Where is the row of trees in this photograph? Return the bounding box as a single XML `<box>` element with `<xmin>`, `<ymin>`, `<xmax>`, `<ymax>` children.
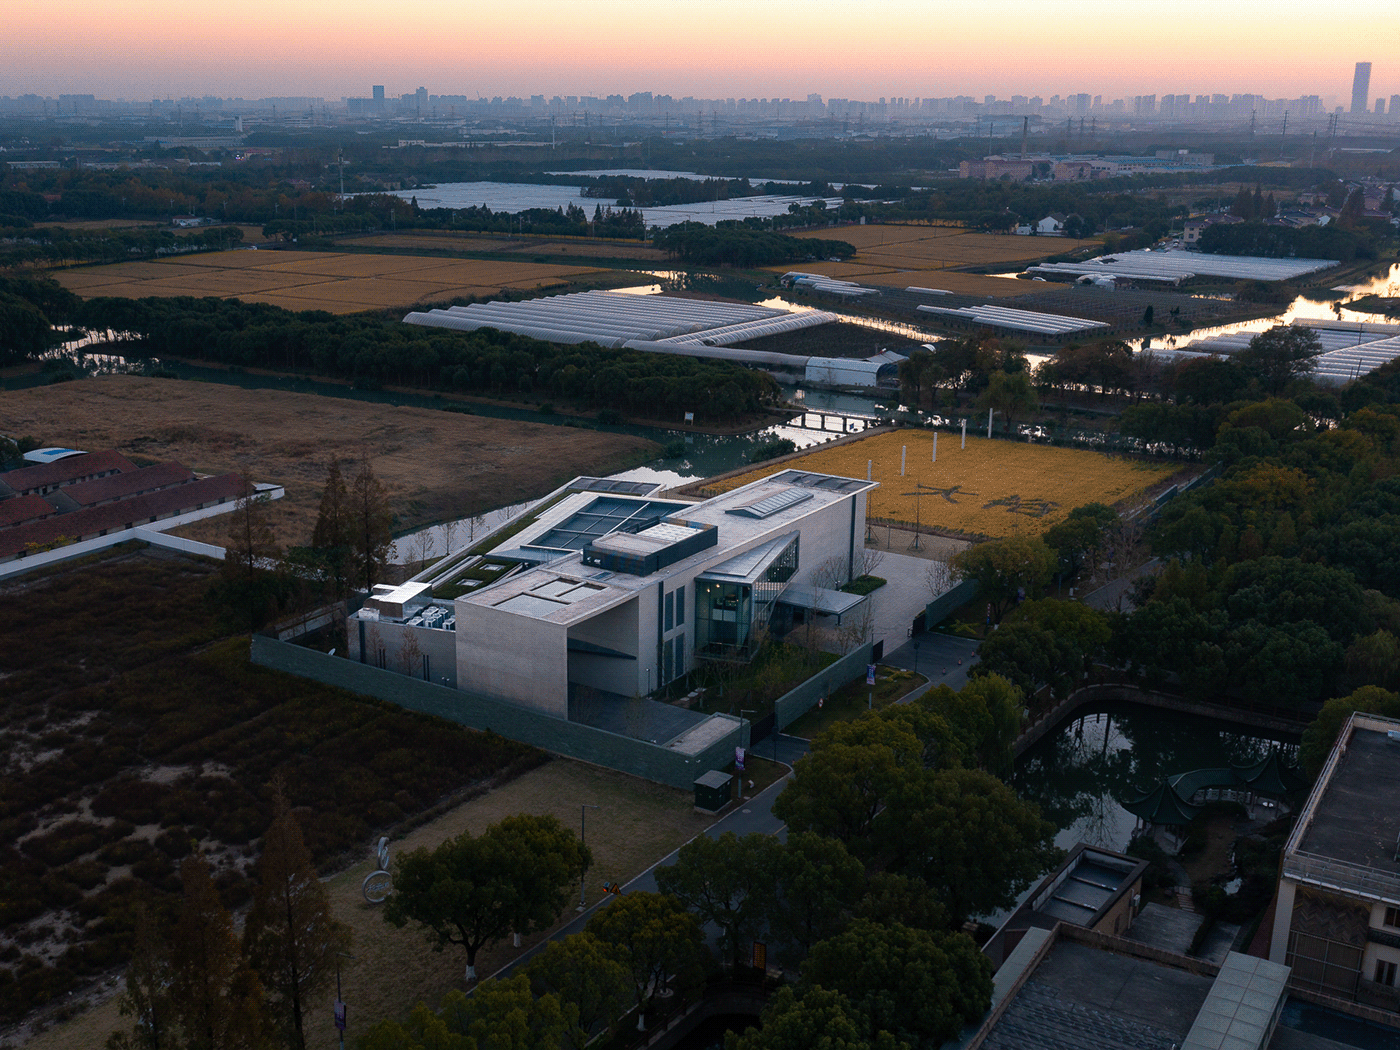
<box><xmin>0</xmin><ymin>223</ymin><xmax>244</xmax><ymax>269</ymax></box>
<box><xmin>107</xmin><ymin>795</ymin><xmax>351</xmax><ymax>1050</ymax></box>
<box><xmin>214</xmin><ymin>458</ymin><xmax>393</xmax><ymax>632</ymax></box>
<box><xmin>651</xmin><ymin>221</ymin><xmax>855</xmax><ymax>267</ymax></box>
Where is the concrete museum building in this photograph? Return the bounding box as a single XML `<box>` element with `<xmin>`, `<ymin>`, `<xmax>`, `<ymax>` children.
<box><xmin>348</xmin><ymin>469</ymin><xmax>877</xmax><ymax>717</ymax></box>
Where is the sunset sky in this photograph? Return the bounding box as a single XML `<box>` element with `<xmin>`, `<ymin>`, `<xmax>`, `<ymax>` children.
<box><xmin>6</xmin><ymin>0</ymin><xmax>1397</xmax><ymax>106</ymax></box>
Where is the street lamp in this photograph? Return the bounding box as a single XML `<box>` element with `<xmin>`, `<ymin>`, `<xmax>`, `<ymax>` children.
<box><xmin>578</xmin><ymin>804</ymin><xmax>601</xmax><ymax>911</ymax></box>
<box><xmin>334</xmin><ymin>952</ymin><xmax>355</xmax><ymax>1050</ymax></box>
<box><xmin>739</xmin><ymin>709</ymin><xmax>756</xmax><ymax>799</ymax></box>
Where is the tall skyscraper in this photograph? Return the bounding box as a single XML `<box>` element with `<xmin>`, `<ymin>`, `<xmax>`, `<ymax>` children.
<box><xmin>1350</xmin><ymin>62</ymin><xmax>1372</xmax><ymax>114</ymax></box>
<box><xmin>372</xmin><ymin>85</ymin><xmax>385</xmax><ymax>101</ymax></box>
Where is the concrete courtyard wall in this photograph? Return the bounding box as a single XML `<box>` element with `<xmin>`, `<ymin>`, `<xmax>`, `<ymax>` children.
<box><xmin>250</xmin><ymin>635</ymin><xmax>743</xmax><ymax>790</ymax></box>
<box><xmin>773</xmin><ymin>641</ymin><xmax>875</xmax><ymax>731</ymax></box>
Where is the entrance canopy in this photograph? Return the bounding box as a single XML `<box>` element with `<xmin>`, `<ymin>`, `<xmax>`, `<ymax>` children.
<box><xmin>777</xmin><ymin>585</ymin><xmax>868</xmax><ymax>620</ymax></box>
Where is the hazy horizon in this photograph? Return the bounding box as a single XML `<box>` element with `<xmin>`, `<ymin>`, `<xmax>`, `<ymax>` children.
<box><xmin>7</xmin><ymin>0</ymin><xmax>1398</xmax><ymax>107</ymax></box>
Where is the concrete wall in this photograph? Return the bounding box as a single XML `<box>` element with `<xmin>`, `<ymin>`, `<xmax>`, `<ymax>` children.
<box><xmin>924</xmin><ymin>578</ymin><xmax>980</xmax><ymax>627</ymax></box>
<box><xmin>249</xmin><ymin>635</ymin><xmax>743</xmax><ymax>790</ymax></box>
<box><xmin>456</xmin><ymin>604</ymin><xmax>568</xmax><ymax>717</ymax></box>
<box><xmin>349</xmin><ymin>616</ymin><xmax>458</xmax><ymax>688</ymax></box>
<box><xmin>774</xmin><ymin>642</ymin><xmax>875</xmax><ymax>731</ymax></box>
<box><xmin>567</xmin><ymin>596</ymin><xmax>642</xmax><ymax>696</ymax></box>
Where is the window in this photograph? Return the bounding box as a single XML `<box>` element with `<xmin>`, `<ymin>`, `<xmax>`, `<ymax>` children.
<box><xmin>376</xmin><ymin>648</ymin><xmax>387</xmax><ymax>669</ymax></box>
<box><xmin>674</xmin><ymin>635</ymin><xmax>685</xmax><ymax>678</ymax></box>
<box><xmin>664</xmin><ymin>591</ymin><xmax>674</xmax><ymax>632</ymax></box>
<box><xmin>675</xmin><ymin>584</ymin><xmax>685</xmax><ymax>625</ymax></box>
<box><xmin>1377</xmin><ymin>959</ymin><xmax>1398</xmax><ymax>988</ymax></box>
<box><xmin>1386</xmin><ymin>907</ymin><xmax>1400</xmax><ymax>929</ymax></box>
<box><xmin>422</xmin><ymin>654</ymin><xmax>430</xmax><ymax>681</ymax></box>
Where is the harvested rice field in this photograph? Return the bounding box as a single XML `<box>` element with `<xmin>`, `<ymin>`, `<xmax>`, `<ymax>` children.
<box><xmin>52</xmin><ymin>250</ymin><xmax>614</xmax><ymax>314</ymax></box>
<box><xmin>704</xmin><ymin>429</ymin><xmax>1179</xmax><ymax>538</ymax></box>
<box><xmin>775</xmin><ymin>224</ymin><xmax>1098</xmax><ymax>297</ymax></box>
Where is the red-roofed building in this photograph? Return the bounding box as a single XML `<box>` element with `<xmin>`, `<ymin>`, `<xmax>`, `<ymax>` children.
<box><xmin>0</xmin><ymin>474</ymin><xmax>250</xmax><ymax>563</ymax></box>
<box><xmin>0</xmin><ymin>495</ymin><xmax>60</xmax><ymax>530</ymax></box>
<box><xmin>46</xmin><ymin>462</ymin><xmax>196</xmax><ymax>512</ymax></box>
<box><xmin>0</xmin><ymin>450</ymin><xmax>135</xmax><ymax>498</ymax></box>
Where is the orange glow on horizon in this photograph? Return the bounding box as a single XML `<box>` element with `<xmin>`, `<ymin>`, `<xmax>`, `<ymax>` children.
<box><xmin>7</xmin><ymin>0</ymin><xmax>1398</xmax><ymax>106</ymax></box>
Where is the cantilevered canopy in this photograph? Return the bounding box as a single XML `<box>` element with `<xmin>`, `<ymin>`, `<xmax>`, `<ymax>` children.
<box><xmin>777</xmin><ymin>584</ymin><xmax>868</xmax><ymax>619</ymax></box>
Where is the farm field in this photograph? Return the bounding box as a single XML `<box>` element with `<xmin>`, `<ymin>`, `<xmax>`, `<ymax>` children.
<box><xmin>705</xmin><ymin>429</ymin><xmax>1180</xmax><ymax>538</ymax></box>
<box><xmin>776</xmin><ymin>224</ymin><xmax>1098</xmax><ymax>297</ymax></box>
<box><xmin>51</xmin><ymin>250</ymin><xmax>614</xmax><ymax>314</ymax></box>
<box><xmin>0</xmin><ymin>548</ymin><xmax>545</xmax><ymax>1039</ymax></box>
<box><xmin>3</xmin><ymin>376</ymin><xmax>659</xmax><ymax>549</ymax></box>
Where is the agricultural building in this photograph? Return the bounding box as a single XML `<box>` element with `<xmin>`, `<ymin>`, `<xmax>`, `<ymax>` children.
<box><xmin>404</xmin><ymin>290</ymin><xmax>906</xmax><ymax>388</ymax></box>
<box><xmin>1152</xmin><ymin>319</ymin><xmax>1400</xmax><ymax>386</ymax></box>
<box><xmin>347</xmin><ymin>470</ymin><xmax>876</xmax><ymax>716</ymax></box>
<box><xmin>1025</xmin><ymin>249</ymin><xmax>1338</xmax><ymax>284</ymax></box>
<box><xmin>916</xmin><ymin>302</ymin><xmax>1108</xmax><ymax>336</ymax></box>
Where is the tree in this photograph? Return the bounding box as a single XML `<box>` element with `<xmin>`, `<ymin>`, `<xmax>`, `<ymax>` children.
<box><xmin>168</xmin><ymin>855</ymin><xmax>266</xmax><ymax>1050</ymax></box>
<box><xmin>1237</xmin><ymin>326</ymin><xmax>1322</xmax><ymax>395</ymax></box>
<box><xmin>1142</xmin><ymin>305</ymin><xmax>1154</xmax><ymax>327</ymax></box>
<box><xmin>524</xmin><ymin>934</ymin><xmax>631</xmax><ymax>1050</ymax></box>
<box><xmin>801</xmin><ymin>920</ymin><xmax>993</xmax><ymax>1049</ymax></box>
<box><xmin>768</xmin><ymin>833</ymin><xmax>867</xmax><ymax>961</ymax></box>
<box><xmin>880</xmin><ymin>767</ymin><xmax>1061</xmax><ymax>923</ymax></box>
<box><xmin>243</xmin><ymin>795</ymin><xmax>352</xmax><ymax>1050</ymax></box>
<box><xmin>1043</xmin><ymin>503</ymin><xmax>1117</xmax><ymax>578</ymax></box>
<box><xmin>105</xmin><ymin>905</ymin><xmax>177</xmax><ymax>1050</ymax></box>
<box><xmin>1300</xmin><ymin>685</ymin><xmax>1400</xmax><ymax>775</ymax></box>
<box><xmin>586</xmin><ymin>892</ymin><xmax>708</xmax><ymax>1026</ymax></box>
<box><xmin>978</xmin><ymin>599</ymin><xmax>1111</xmax><ymax>701</ymax></box>
<box><xmin>0</xmin><ymin>291</ymin><xmax>54</xmax><ymax>365</ymax></box>
<box><xmin>773</xmin><ymin>731</ymin><xmax>910</xmax><ymax>848</ymax></box>
<box><xmin>462</xmin><ymin>976</ymin><xmax>568</xmax><ymax>1050</ymax></box>
<box><xmin>976</xmin><ymin>370</ymin><xmax>1038</xmax><ymax>435</ymax></box>
<box><xmin>917</xmin><ymin>676</ymin><xmax>1025</xmax><ymax>775</ymax></box>
<box><xmin>384</xmin><ymin>815</ymin><xmax>590</xmax><ymax>981</ymax></box>
<box><xmin>347</xmin><ymin>460</ymin><xmax>393</xmax><ymax>592</ymax></box>
<box><xmin>310</xmin><ymin>458</ymin><xmax>352</xmax><ymax>597</ymax></box>
<box><xmin>219</xmin><ymin>475</ymin><xmax>282</xmax><ymax>633</ymax></box>
<box><xmin>727</xmin><ymin>986</ymin><xmax>909</xmax><ymax>1050</ymax></box>
<box><xmin>654</xmin><ymin>832</ymin><xmax>781</xmax><ymax>969</ymax></box>
<box><xmin>951</xmin><ymin>535</ymin><xmax>1056</xmax><ymax>621</ymax></box>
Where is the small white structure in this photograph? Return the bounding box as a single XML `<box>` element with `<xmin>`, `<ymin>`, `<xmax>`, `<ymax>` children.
<box><xmin>1036</xmin><ymin>213</ymin><xmax>1066</xmax><ymax>235</ymax></box>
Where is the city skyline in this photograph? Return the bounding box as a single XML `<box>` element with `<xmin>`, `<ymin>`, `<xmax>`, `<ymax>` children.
<box><xmin>6</xmin><ymin>0</ymin><xmax>1398</xmax><ymax>107</ymax></box>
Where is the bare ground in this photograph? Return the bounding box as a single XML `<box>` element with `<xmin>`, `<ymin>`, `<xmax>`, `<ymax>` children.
<box><xmin>23</xmin><ymin>760</ymin><xmax>714</xmax><ymax>1050</ymax></box>
<box><xmin>2</xmin><ymin>376</ymin><xmax>659</xmax><ymax>549</ymax></box>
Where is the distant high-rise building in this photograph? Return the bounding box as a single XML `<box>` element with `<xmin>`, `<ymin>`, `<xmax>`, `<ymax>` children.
<box><xmin>1392</xmin><ymin>94</ymin><xmax>1400</xmax><ymax>120</ymax></box>
<box><xmin>1378</xmin><ymin>98</ymin><xmax>1388</xmax><ymax>116</ymax></box>
<box><xmin>1350</xmin><ymin>62</ymin><xmax>1371</xmax><ymax>114</ymax></box>
<box><xmin>372</xmin><ymin>85</ymin><xmax>385</xmax><ymax>101</ymax></box>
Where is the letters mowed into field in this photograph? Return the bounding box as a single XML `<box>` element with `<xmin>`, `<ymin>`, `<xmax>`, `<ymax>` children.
<box><xmin>713</xmin><ymin>429</ymin><xmax>1179</xmax><ymax>538</ymax></box>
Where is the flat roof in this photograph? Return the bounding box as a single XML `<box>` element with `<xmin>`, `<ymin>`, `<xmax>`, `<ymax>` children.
<box><xmin>528</xmin><ymin>496</ymin><xmax>689</xmax><ymax>553</ymax></box>
<box><xmin>1029</xmin><ymin>249</ymin><xmax>1338</xmax><ymax>283</ymax></box>
<box><xmin>980</xmin><ymin>939</ymin><xmax>1213</xmax><ymax>1050</ymax></box>
<box><xmin>1294</xmin><ymin>716</ymin><xmax>1400</xmax><ymax>878</ymax></box>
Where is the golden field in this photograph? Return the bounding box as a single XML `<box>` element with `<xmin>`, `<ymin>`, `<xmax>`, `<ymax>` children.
<box><xmin>709</xmin><ymin>429</ymin><xmax>1178</xmax><ymax>538</ymax></box>
<box><xmin>336</xmin><ymin>230</ymin><xmax>671</xmax><ymax>263</ymax></box>
<box><xmin>52</xmin><ymin>250</ymin><xmax>613</xmax><ymax>314</ymax></box>
<box><xmin>775</xmin><ymin>224</ymin><xmax>1099</xmax><ymax>298</ymax></box>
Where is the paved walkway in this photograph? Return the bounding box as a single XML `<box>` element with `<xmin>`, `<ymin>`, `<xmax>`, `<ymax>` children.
<box><xmin>866</xmin><ymin>550</ymin><xmax>945</xmax><ymax>659</ymax></box>
<box><xmin>883</xmin><ymin>632</ymin><xmax>981</xmax><ymax>694</ymax></box>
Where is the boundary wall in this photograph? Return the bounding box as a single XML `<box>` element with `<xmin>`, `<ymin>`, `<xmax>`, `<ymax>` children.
<box><xmin>250</xmin><ymin>635</ymin><xmax>745</xmax><ymax>790</ymax></box>
<box><xmin>773</xmin><ymin>642</ymin><xmax>875</xmax><ymax>731</ymax></box>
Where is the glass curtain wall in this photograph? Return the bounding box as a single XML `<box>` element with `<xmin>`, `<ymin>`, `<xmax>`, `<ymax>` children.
<box><xmin>694</xmin><ymin>535</ymin><xmax>798</xmax><ymax>661</ymax></box>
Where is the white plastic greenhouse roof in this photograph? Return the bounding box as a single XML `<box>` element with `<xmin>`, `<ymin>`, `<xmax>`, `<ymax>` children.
<box><xmin>1027</xmin><ymin>249</ymin><xmax>1338</xmax><ymax>283</ymax></box>
<box><xmin>402</xmin><ymin>291</ymin><xmax>837</xmax><ymax>349</ymax></box>
<box><xmin>918</xmin><ymin>303</ymin><xmax>1108</xmax><ymax>335</ymax></box>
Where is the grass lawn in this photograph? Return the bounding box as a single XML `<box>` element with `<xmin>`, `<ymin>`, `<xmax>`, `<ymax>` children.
<box><xmin>725</xmin><ymin>755</ymin><xmax>790</xmax><ymax>800</ymax></box>
<box><xmin>785</xmin><ymin>665</ymin><xmax>927</xmax><ymax>740</ymax></box>
<box><xmin>30</xmin><ymin>759</ymin><xmax>715</xmax><ymax>1050</ymax></box>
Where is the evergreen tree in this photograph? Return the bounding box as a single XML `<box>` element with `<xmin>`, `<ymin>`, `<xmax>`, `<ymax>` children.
<box><xmin>347</xmin><ymin>460</ymin><xmax>393</xmax><ymax>593</ymax></box>
<box><xmin>244</xmin><ymin>794</ymin><xmax>352</xmax><ymax>1050</ymax></box>
<box><xmin>168</xmin><ymin>855</ymin><xmax>266</xmax><ymax>1050</ymax></box>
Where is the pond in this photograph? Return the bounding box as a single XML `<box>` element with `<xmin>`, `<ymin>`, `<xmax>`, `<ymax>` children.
<box><xmin>1013</xmin><ymin>700</ymin><xmax>1301</xmax><ymax>855</ymax></box>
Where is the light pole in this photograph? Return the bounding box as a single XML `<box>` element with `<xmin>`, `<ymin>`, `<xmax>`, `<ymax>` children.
<box><xmin>578</xmin><ymin>804</ymin><xmax>600</xmax><ymax>911</ymax></box>
<box><xmin>334</xmin><ymin>951</ymin><xmax>355</xmax><ymax>1050</ymax></box>
<box><xmin>739</xmin><ymin>709</ymin><xmax>756</xmax><ymax>799</ymax></box>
